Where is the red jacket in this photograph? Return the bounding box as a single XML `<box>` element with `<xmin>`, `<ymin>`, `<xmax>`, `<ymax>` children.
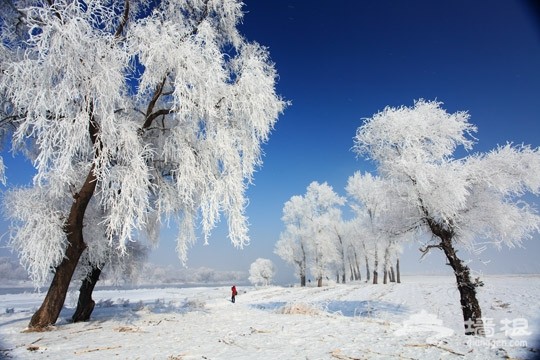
<box><xmin>231</xmin><ymin>286</ymin><xmax>237</xmax><ymax>296</ymax></box>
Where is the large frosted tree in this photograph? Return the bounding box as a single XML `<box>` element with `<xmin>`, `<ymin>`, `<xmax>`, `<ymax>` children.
<box><xmin>0</xmin><ymin>0</ymin><xmax>285</xmax><ymax>329</ymax></box>
<box><xmin>354</xmin><ymin>99</ymin><xmax>540</xmax><ymax>335</ymax></box>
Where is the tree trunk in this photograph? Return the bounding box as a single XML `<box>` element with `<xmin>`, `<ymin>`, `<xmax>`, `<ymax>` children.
<box><xmin>383</xmin><ymin>268</ymin><xmax>388</xmax><ymax>284</ymax></box>
<box><xmin>365</xmin><ymin>255</ymin><xmax>370</xmax><ymax>282</ymax></box>
<box><xmin>373</xmin><ymin>254</ymin><xmax>378</xmax><ymax>284</ymax></box>
<box><xmin>300</xmin><ymin>250</ymin><xmax>307</xmax><ymax>287</ymax></box>
<box><xmin>440</xmin><ymin>236</ymin><xmax>484</xmax><ymax>336</ymax></box>
<box><xmin>353</xmin><ymin>252</ymin><xmax>361</xmax><ymax>281</ymax></box>
<box><xmin>296</xmin><ymin>257</ymin><xmax>307</xmax><ymax>287</ymax></box>
<box><xmin>390</xmin><ymin>266</ymin><xmax>396</xmax><ymax>282</ymax></box>
<box><xmin>396</xmin><ymin>258</ymin><xmax>401</xmax><ymax>284</ymax></box>
<box><xmin>317</xmin><ymin>277</ymin><xmax>322</xmax><ymax>287</ymax></box>
<box><xmin>29</xmin><ymin>165</ymin><xmax>97</xmax><ymax>329</ymax></box>
<box><xmin>72</xmin><ymin>264</ymin><xmax>103</xmax><ymax>322</ymax></box>
<box><xmin>338</xmin><ymin>234</ymin><xmax>346</xmax><ymax>284</ymax></box>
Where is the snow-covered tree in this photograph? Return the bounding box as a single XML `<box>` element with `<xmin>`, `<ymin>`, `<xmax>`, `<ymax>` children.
<box><xmin>346</xmin><ymin>172</ymin><xmax>404</xmax><ymax>284</ymax></box>
<box><xmin>347</xmin><ymin>172</ymin><xmax>384</xmax><ymax>284</ymax></box>
<box><xmin>353</xmin><ymin>99</ymin><xmax>540</xmax><ymax>335</ymax></box>
<box><xmin>328</xmin><ymin>218</ymin><xmax>349</xmax><ymax>283</ymax></box>
<box><xmin>248</xmin><ymin>258</ymin><xmax>275</xmax><ymax>286</ymax></box>
<box><xmin>341</xmin><ymin>220</ymin><xmax>363</xmax><ymax>282</ymax></box>
<box><xmin>4</xmin><ymin>167</ymin><xmax>150</xmax><ymax>322</ymax></box>
<box><xmin>275</xmin><ymin>196</ymin><xmax>309</xmax><ymax>286</ymax></box>
<box><xmin>276</xmin><ymin>182</ymin><xmax>345</xmax><ymax>287</ymax></box>
<box><xmin>0</xmin><ymin>0</ymin><xmax>286</xmax><ymax>329</ymax></box>
<box><xmin>303</xmin><ymin>182</ymin><xmax>346</xmax><ymax>287</ymax></box>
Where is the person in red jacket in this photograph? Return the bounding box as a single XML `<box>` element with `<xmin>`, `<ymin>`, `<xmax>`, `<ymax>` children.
<box><xmin>231</xmin><ymin>285</ymin><xmax>238</xmax><ymax>303</ymax></box>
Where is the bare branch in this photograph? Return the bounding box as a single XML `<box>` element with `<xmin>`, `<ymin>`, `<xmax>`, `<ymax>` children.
<box><xmin>419</xmin><ymin>244</ymin><xmax>442</xmax><ymax>259</ymax></box>
<box><xmin>141</xmin><ymin>76</ymin><xmax>167</xmax><ymax>130</ymax></box>
<box><xmin>114</xmin><ymin>0</ymin><xmax>130</xmax><ymax>39</ymax></box>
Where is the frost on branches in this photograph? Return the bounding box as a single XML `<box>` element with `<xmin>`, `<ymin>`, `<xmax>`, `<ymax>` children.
<box><xmin>0</xmin><ymin>0</ymin><xmax>286</xmax><ymax>328</ymax></box>
<box><xmin>275</xmin><ymin>182</ymin><xmax>346</xmax><ymax>287</ymax></box>
<box><xmin>353</xmin><ymin>99</ymin><xmax>540</xmax><ymax>335</ymax></box>
<box><xmin>346</xmin><ymin>172</ymin><xmax>404</xmax><ymax>285</ymax></box>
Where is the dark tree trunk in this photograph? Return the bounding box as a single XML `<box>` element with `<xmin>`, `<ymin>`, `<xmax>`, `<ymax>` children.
<box><xmin>373</xmin><ymin>254</ymin><xmax>378</xmax><ymax>284</ymax></box>
<box><xmin>396</xmin><ymin>258</ymin><xmax>401</xmax><ymax>284</ymax></box>
<box><xmin>390</xmin><ymin>266</ymin><xmax>396</xmax><ymax>282</ymax></box>
<box><xmin>299</xmin><ymin>248</ymin><xmax>307</xmax><ymax>287</ymax></box>
<box><xmin>29</xmin><ymin>165</ymin><xmax>97</xmax><ymax>329</ymax></box>
<box><xmin>72</xmin><ymin>264</ymin><xmax>103</xmax><ymax>322</ymax></box>
<box><xmin>383</xmin><ymin>268</ymin><xmax>388</xmax><ymax>284</ymax></box>
<box><xmin>29</xmin><ymin>111</ymin><xmax>101</xmax><ymax>330</ymax></box>
<box><xmin>317</xmin><ymin>277</ymin><xmax>322</xmax><ymax>287</ymax></box>
<box><xmin>440</xmin><ymin>236</ymin><xmax>484</xmax><ymax>336</ymax></box>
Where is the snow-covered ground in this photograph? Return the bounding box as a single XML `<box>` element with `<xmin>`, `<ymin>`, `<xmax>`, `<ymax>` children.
<box><xmin>0</xmin><ymin>275</ymin><xmax>538</xmax><ymax>359</ymax></box>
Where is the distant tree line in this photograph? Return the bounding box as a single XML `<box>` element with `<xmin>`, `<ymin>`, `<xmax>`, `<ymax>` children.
<box><xmin>274</xmin><ymin>181</ymin><xmax>402</xmax><ymax>288</ymax></box>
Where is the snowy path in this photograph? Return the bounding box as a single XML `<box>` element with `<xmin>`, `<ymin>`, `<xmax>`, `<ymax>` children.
<box><xmin>0</xmin><ymin>275</ymin><xmax>539</xmax><ymax>359</ymax></box>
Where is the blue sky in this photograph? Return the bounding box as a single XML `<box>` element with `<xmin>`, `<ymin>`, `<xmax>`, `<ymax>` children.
<box><xmin>173</xmin><ymin>0</ymin><xmax>540</xmax><ymax>283</ymax></box>
<box><xmin>2</xmin><ymin>1</ymin><xmax>540</xmax><ymax>284</ymax></box>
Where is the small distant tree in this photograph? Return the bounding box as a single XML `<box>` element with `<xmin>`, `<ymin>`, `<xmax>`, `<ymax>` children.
<box><xmin>353</xmin><ymin>99</ymin><xmax>540</xmax><ymax>336</ymax></box>
<box><xmin>248</xmin><ymin>258</ymin><xmax>275</xmax><ymax>286</ymax></box>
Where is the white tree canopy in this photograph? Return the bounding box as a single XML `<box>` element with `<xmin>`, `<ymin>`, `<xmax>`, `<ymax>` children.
<box><xmin>275</xmin><ymin>195</ymin><xmax>310</xmax><ymax>281</ymax></box>
<box><xmin>353</xmin><ymin>99</ymin><xmax>540</xmax><ymax>252</ymax></box>
<box><xmin>248</xmin><ymin>258</ymin><xmax>275</xmax><ymax>286</ymax></box>
<box><xmin>0</xmin><ymin>0</ymin><xmax>286</xmax><ymax>284</ymax></box>
<box><xmin>276</xmin><ymin>181</ymin><xmax>346</xmax><ymax>284</ymax></box>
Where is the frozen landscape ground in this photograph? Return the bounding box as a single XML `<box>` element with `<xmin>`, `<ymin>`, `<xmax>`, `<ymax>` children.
<box><xmin>0</xmin><ymin>275</ymin><xmax>539</xmax><ymax>359</ymax></box>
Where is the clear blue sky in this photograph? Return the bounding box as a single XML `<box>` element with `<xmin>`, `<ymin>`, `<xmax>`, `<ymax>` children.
<box><xmin>174</xmin><ymin>0</ymin><xmax>540</xmax><ymax>283</ymax></box>
<box><xmin>1</xmin><ymin>1</ymin><xmax>540</xmax><ymax>284</ymax></box>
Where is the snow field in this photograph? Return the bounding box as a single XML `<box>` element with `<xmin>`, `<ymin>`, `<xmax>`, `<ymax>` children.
<box><xmin>0</xmin><ymin>275</ymin><xmax>538</xmax><ymax>359</ymax></box>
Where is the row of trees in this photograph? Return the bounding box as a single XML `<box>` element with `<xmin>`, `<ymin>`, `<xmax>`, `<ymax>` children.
<box><xmin>276</xmin><ymin>100</ymin><xmax>540</xmax><ymax>336</ymax></box>
<box><xmin>0</xmin><ymin>0</ymin><xmax>285</xmax><ymax>330</ymax></box>
<box><xmin>275</xmin><ymin>181</ymin><xmax>402</xmax><ymax>288</ymax></box>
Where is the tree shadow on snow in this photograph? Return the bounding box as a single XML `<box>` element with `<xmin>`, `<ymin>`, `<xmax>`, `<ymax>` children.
<box><xmin>251</xmin><ymin>300</ymin><xmax>407</xmax><ymax>318</ymax></box>
<box><xmin>250</xmin><ymin>302</ymin><xmax>287</xmax><ymax>311</ymax></box>
<box><xmin>56</xmin><ymin>297</ymin><xmax>208</xmax><ymax>325</ymax></box>
<box><xmin>323</xmin><ymin>300</ymin><xmax>407</xmax><ymax>317</ymax></box>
